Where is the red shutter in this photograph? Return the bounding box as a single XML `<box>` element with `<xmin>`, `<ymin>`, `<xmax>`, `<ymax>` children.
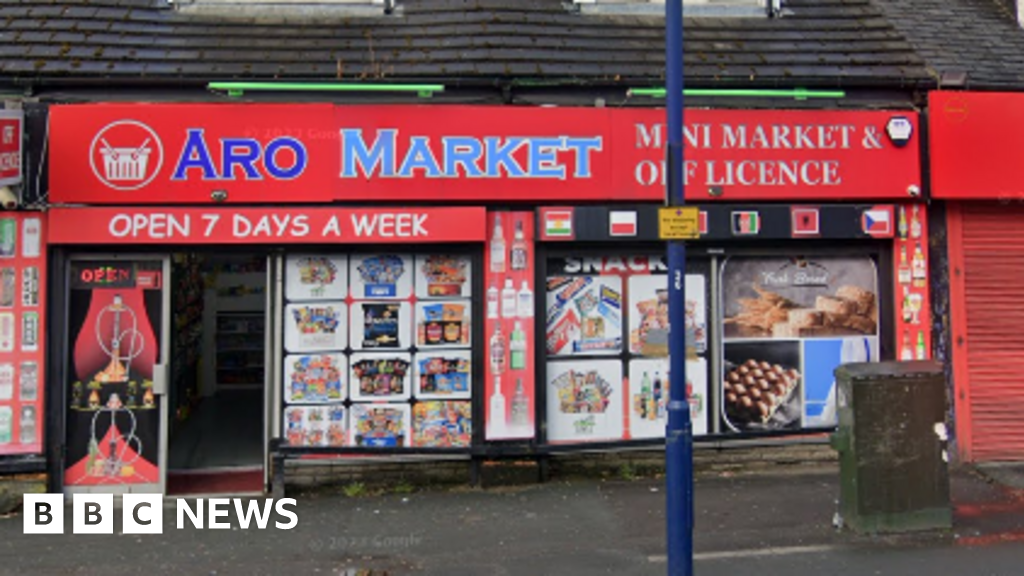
<box><xmin>953</xmin><ymin>203</ymin><xmax>1024</xmax><ymax>461</ymax></box>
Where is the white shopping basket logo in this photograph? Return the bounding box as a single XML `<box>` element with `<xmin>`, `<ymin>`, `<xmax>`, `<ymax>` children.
<box><xmin>89</xmin><ymin>120</ymin><xmax>164</xmax><ymax>192</ymax></box>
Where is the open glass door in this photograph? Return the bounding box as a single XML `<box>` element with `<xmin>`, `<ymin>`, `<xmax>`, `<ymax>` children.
<box><xmin>63</xmin><ymin>256</ymin><xmax>170</xmax><ymax>494</ymax></box>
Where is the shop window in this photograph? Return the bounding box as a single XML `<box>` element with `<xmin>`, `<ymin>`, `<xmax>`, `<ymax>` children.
<box><xmin>282</xmin><ymin>252</ymin><xmax>474</xmax><ymax>449</ymax></box>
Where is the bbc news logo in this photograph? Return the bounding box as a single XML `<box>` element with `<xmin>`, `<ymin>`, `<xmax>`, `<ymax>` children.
<box><xmin>23</xmin><ymin>494</ymin><xmax>298</xmax><ymax>534</ymax></box>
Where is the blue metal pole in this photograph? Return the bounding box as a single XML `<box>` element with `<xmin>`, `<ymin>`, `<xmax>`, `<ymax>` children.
<box><xmin>665</xmin><ymin>0</ymin><xmax>693</xmax><ymax>575</ymax></box>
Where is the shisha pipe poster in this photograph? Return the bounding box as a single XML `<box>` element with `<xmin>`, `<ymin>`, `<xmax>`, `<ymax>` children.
<box><xmin>64</xmin><ymin>261</ymin><xmax>162</xmax><ymax>486</ymax></box>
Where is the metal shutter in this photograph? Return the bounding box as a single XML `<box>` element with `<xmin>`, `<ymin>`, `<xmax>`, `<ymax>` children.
<box><xmin>953</xmin><ymin>203</ymin><xmax>1024</xmax><ymax>461</ymax></box>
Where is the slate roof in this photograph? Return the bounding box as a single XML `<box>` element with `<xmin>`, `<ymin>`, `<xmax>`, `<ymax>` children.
<box><xmin>0</xmin><ymin>0</ymin><xmax>933</xmax><ymax>91</ymax></box>
<box><xmin>878</xmin><ymin>0</ymin><xmax>1024</xmax><ymax>89</ymax></box>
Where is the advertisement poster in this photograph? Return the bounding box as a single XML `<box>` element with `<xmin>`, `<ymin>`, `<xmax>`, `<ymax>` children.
<box><xmin>628</xmin><ymin>274</ymin><xmax>706</xmax><ymax>357</ymax></box>
<box><xmin>412</xmin><ymin>400</ymin><xmax>472</xmax><ymax>447</ymax></box>
<box><xmin>64</xmin><ymin>260</ymin><xmax>161</xmax><ymax>486</ymax></box>
<box><xmin>283</xmin><ymin>353</ymin><xmax>346</xmax><ymax>404</ymax></box>
<box><xmin>546</xmin><ymin>360</ymin><xmax>623</xmax><ymax>443</ymax></box>
<box><xmin>415</xmin><ymin>300</ymin><xmax>471</xmax><ymax>349</ymax></box>
<box><xmin>627</xmin><ymin>358</ymin><xmax>708</xmax><ymax>439</ymax></box>
<box><xmin>350</xmin><ymin>403</ymin><xmax>410</xmax><ymax>447</ymax></box>
<box><xmin>284</xmin><ymin>405</ymin><xmax>346</xmax><ymax>447</ymax></box>
<box><xmin>349</xmin><ymin>353</ymin><xmax>412</xmax><ymax>402</ymax></box>
<box><xmin>546</xmin><ymin>275</ymin><xmax>623</xmax><ymax>357</ymax></box>
<box><xmin>349</xmin><ymin>301</ymin><xmax>412</xmax><ymax>351</ymax></box>
<box><xmin>0</xmin><ymin>214</ymin><xmax>46</xmax><ymax>457</ymax></box>
<box><xmin>895</xmin><ymin>203</ymin><xmax>931</xmax><ymax>361</ymax></box>
<box><xmin>720</xmin><ymin>255</ymin><xmax>879</xmax><ymax>432</ymax></box>
<box><xmin>350</xmin><ymin>254</ymin><xmax>412</xmax><ymax>300</ymax></box>
<box><xmin>415</xmin><ymin>254</ymin><xmax>472</xmax><ymax>299</ymax></box>
<box><xmin>414</xmin><ymin>350</ymin><xmax>472</xmax><ymax>400</ymax></box>
<box><xmin>284</xmin><ymin>302</ymin><xmax>347</xmax><ymax>352</ymax></box>
<box><xmin>285</xmin><ymin>255</ymin><xmax>348</xmax><ymax>301</ymax></box>
<box><xmin>484</xmin><ymin>212</ymin><xmax>537</xmax><ymax>440</ymax></box>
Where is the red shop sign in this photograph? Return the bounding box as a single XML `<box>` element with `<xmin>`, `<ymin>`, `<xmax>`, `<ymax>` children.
<box><xmin>929</xmin><ymin>91</ymin><xmax>1024</xmax><ymax>199</ymax></box>
<box><xmin>0</xmin><ymin>110</ymin><xmax>23</xmax><ymax>186</ymax></box>
<box><xmin>49</xmin><ymin>104</ymin><xmax>920</xmax><ymax>204</ymax></box>
<box><xmin>47</xmin><ymin>207</ymin><xmax>487</xmax><ymax>244</ymax></box>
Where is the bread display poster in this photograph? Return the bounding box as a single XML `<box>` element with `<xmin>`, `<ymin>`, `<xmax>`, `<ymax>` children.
<box><xmin>720</xmin><ymin>256</ymin><xmax>879</xmax><ymax>432</ymax></box>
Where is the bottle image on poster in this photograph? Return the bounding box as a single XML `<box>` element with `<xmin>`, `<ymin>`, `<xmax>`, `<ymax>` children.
<box><xmin>546</xmin><ymin>359</ymin><xmax>623</xmax><ymax>442</ymax></box>
<box><xmin>628</xmin><ymin>358</ymin><xmax>708</xmax><ymax>439</ymax></box>
<box><xmin>0</xmin><ymin>363</ymin><xmax>11</xmax><ymax>400</ymax></box>
<box><xmin>19</xmin><ymin>361</ymin><xmax>37</xmax><ymax>402</ymax></box>
<box><xmin>285</xmin><ymin>255</ymin><xmax>348</xmax><ymax>301</ymax></box>
<box><xmin>0</xmin><ymin>267</ymin><xmax>14</xmax><ymax>308</ymax></box>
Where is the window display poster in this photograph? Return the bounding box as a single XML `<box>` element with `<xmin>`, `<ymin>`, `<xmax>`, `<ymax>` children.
<box><xmin>415</xmin><ymin>350</ymin><xmax>472</xmax><ymax>400</ymax></box>
<box><xmin>349</xmin><ymin>352</ymin><xmax>413</xmax><ymax>402</ymax></box>
<box><xmin>895</xmin><ymin>203</ymin><xmax>931</xmax><ymax>361</ymax></box>
<box><xmin>285</xmin><ymin>405</ymin><xmax>347</xmax><ymax>447</ymax></box>
<box><xmin>350</xmin><ymin>254</ymin><xmax>412</xmax><ymax>300</ymax></box>
<box><xmin>722</xmin><ymin>341</ymin><xmax>803</xmax><ymax>432</ymax></box>
<box><xmin>721</xmin><ymin>256</ymin><xmax>879</xmax><ymax>341</ymax></box>
<box><xmin>0</xmin><ymin>214</ymin><xmax>45</xmax><ymax>457</ymax></box>
<box><xmin>284</xmin><ymin>302</ymin><xmax>347</xmax><ymax>352</ymax></box>
<box><xmin>484</xmin><ymin>211</ymin><xmax>537</xmax><ymax>440</ymax></box>
<box><xmin>803</xmin><ymin>337</ymin><xmax>879</xmax><ymax>427</ymax></box>
<box><xmin>546</xmin><ymin>275</ymin><xmax>623</xmax><ymax>357</ymax></box>
<box><xmin>412</xmin><ymin>400</ymin><xmax>472</xmax><ymax>447</ymax></box>
<box><xmin>285</xmin><ymin>255</ymin><xmax>348</xmax><ymax>301</ymax></box>
<box><xmin>283</xmin><ymin>353</ymin><xmax>346</xmax><ymax>404</ymax></box>
<box><xmin>349</xmin><ymin>301</ymin><xmax>412</xmax><ymax>351</ymax></box>
<box><xmin>350</xmin><ymin>403</ymin><xmax>411</xmax><ymax>447</ymax></box>
<box><xmin>545</xmin><ymin>359</ymin><xmax>623</xmax><ymax>443</ymax></box>
<box><xmin>415</xmin><ymin>254</ymin><xmax>472</xmax><ymax>299</ymax></box>
<box><xmin>64</xmin><ymin>260</ymin><xmax>160</xmax><ymax>486</ymax></box>
<box><xmin>628</xmin><ymin>357</ymin><xmax>707</xmax><ymax>439</ymax></box>
<box><xmin>628</xmin><ymin>274</ymin><xmax>707</xmax><ymax>357</ymax></box>
<box><xmin>415</xmin><ymin>300</ymin><xmax>471</xmax><ymax>349</ymax></box>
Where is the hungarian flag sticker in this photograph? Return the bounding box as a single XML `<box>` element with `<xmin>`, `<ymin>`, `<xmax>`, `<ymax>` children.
<box><xmin>731</xmin><ymin>211</ymin><xmax>761</xmax><ymax>236</ymax></box>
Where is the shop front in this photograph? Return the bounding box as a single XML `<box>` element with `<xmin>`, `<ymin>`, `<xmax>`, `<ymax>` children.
<box><xmin>930</xmin><ymin>90</ymin><xmax>1024</xmax><ymax>462</ymax></box>
<box><xmin>42</xmin><ymin>103</ymin><xmax>926</xmax><ymax>493</ymax></box>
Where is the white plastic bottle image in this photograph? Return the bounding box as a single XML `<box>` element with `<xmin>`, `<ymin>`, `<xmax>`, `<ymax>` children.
<box><xmin>501</xmin><ymin>278</ymin><xmax>517</xmax><ymax>318</ymax></box>
<box><xmin>517</xmin><ymin>281</ymin><xmax>534</xmax><ymax>318</ymax></box>
<box><xmin>489</xmin><ymin>375</ymin><xmax>507</xmax><ymax>436</ymax></box>
<box><xmin>487</xmin><ymin>285</ymin><xmax>499</xmax><ymax>319</ymax></box>
<box><xmin>490</xmin><ymin>214</ymin><xmax>506</xmax><ymax>273</ymax></box>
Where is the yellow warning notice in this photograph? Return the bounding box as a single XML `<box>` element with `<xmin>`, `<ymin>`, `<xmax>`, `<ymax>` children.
<box><xmin>658</xmin><ymin>206</ymin><xmax>700</xmax><ymax>240</ymax></box>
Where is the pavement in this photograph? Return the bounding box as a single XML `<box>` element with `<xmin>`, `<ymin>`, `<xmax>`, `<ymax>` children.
<box><xmin>0</xmin><ymin>464</ymin><xmax>1022</xmax><ymax>575</ymax></box>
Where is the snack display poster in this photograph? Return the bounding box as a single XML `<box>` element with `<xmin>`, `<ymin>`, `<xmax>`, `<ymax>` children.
<box><xmin>415</xmin><ymin>255</ymin><xmax>472</xmax><ymax>299</ymax></box>
<box><xmin>412</xmin><ymin>400</ymin><xmax>472</xmax><ymax>447</ymax></box>
<box><xmin>414</xmin><ymin>349</ymin><xmax>472</xmax><ymax>400</ymax></box>
<box><xmin>628</xmin><ymin>274</ymin><xmax>707</xmax><ymax>357</ymax></box>
<box><xmin>284</xmin><ymin>302</ymin><xmax>348</xmax><ymax>352</ymax></box>
<box><xmin>350</xmin><ymin>254</ymin><xmax>412</xmax><ymax>300</ymax></box>
<box><xmin>546</xmin><ymin>276</ymin><xmax>623</xmax><ymax>357</ymax></box>
<box><xmin>284</xmin><ymin>405</ymin><xmax>347</xmax><ymax>447</ymax></box>
<box><xmin>546</xmin><ymin>359</ymin><xmax>623</xmax><ymax>443</ymax></box>
<box><xmin>349</xmin><ymin>352</ymin><xmax>413</xmax><ymax>402</ymax></box>
<box><xmin>484</xmin><ymin>211</ymin><xmax>537</xmax><ymax>441</ymax></box>
<box><xmin>628</xmin><ymin>357</ymin><xmax>708</xmax><ymax>439</ymax></box>
<box><xmin>64</xmin><ymin>260</ymin><xmax>161</xmax><ymax>486</ymax></box>
<box><xmin>350</xmin><ymin>403</ymin><xmax>411</xmax><ymax>447</ymax></box>
<box><xmin>894</xmin><ymin>203</ymin><xmax>931</xmax><ymax>361</ymax></box>
<box><xmin>0</xmin><ymin>214</ymin><xmax>46</xmax><ymax>457</ymax></box>
<box><xmin>415</xmin><ymin>301</ymin><xmax>472</xmax><ymax>350</ymax></box>
<box><xmin>350</xmin><ymin>301</ymin><xmax>412</xmax><ymax>351</ymax></box>
<box><xmin>283</xmin><ymin>353</ymin><xmax>347</xmax><ymax>404</ymax></box>
<box><xmin>285</xmin><ymin>255</ymin><xmax>348</xmax><ymax>301</ymax></box>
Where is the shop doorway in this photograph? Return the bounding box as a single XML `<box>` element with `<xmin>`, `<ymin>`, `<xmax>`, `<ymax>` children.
<box><xmin>60</xmin><ymin>252</ymin><xmax>273</xmax><ymax>496</ymax></box>
<box><xmin>166</xmin><ymin>252</ymin><xmax>269</xmax><ymax>494</ymax></box>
